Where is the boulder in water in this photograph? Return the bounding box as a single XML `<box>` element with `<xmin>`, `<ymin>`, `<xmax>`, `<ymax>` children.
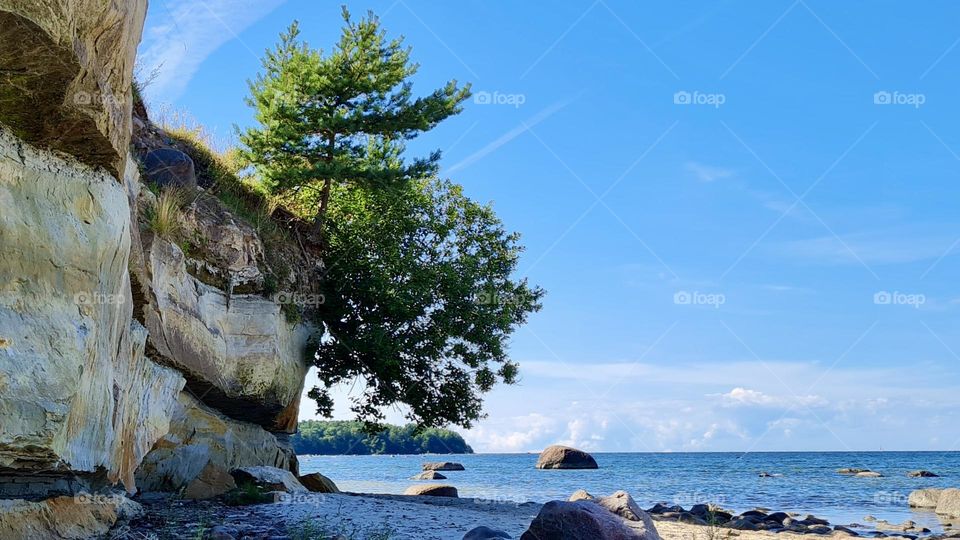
<box><xmin>909</xmin><ymin>488</ymin><xmax>943</xmax><ymax>508</ymax></box>
<box><xmin>422</xmin><ymin>462</ymin><xmax>465</xmax><ymax>471</ymax></box>
<box><xmin>908</xmin><ymin>470</ymin><xmax>939</xmax><ymax>478</ymax></box>
<box><xmin>535</xmin><ymin>445</ymin><xmax>598</xmax><ymax>469</ymax></box>
<box><xmin>936</xmin><ymin>489</ymin><xmax>960</xmax><ymax>518</ymax></box>
<box><xmin>411</xmin><ymin>471</ymin><xmax>447</xmax><ymax>480</ymax></box>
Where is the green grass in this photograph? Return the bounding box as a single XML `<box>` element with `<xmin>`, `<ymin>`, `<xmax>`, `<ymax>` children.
<box><xmin>145</xmin><ymin>188</ymin><xmax>185</xmax><ymax>240</ymax></box>
<box><xmin>155</xmin><ymin>113</ymin><xmax>301</xmax><ymax>303</ymax></box>
<box><xmin>223</xmin><ymin>482</ymin><xmax>274</xmax><ymax>506</ymax></box>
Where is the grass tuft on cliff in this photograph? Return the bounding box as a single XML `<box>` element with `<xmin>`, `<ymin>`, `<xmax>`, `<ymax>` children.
<box><xmin>145</xmin><ymin>188</ymin><xmax>185</xmax><ymax>239</ymax></box>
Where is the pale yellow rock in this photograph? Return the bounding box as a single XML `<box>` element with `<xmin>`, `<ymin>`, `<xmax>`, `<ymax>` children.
<box><xmin>0</xmin><ymin>494</ymin><xmax>141</xmax><ymax>540</ymax></box>
<box><xmin>0</xmin><ymin>0</ymin><xmax>147</xmax><ymax>176</ymax></box>
<box><xmin>136</xmin><ymin>392</ymin><xmax>298</xmax><ymax>492</ymax></box>
<box><xmin>0</xmin><ymin>129</ymin><xmax>183</xmax><ymax>494</ymax></box>
<box><xmin>142</xmin><ymin>235</ymin><xmax>316</xmax><ymax>432</ymax></box>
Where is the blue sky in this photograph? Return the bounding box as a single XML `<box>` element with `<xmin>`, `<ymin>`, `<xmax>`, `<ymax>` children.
<box><xmin>140</xmin><ymin>1</ymin><xmax>960</xmax><ymax>453</ymax></box>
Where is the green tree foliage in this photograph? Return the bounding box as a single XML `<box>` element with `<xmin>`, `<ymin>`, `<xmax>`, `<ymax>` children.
<box><xmin>292</xmin><ymin>420</ymin><xmax>473</xmax><ymax>455</ymax></box>
<box><xmin>239</xmin><ymin>7</ymin><xmax>470</xmax><ymax>222</ymax></box>
<box><xmin>309</xmin><ymin>179</ymin><xmax>544</xmax><ymax>428</ymax></box>
<box><xmin>242</xmin><ymin>8</ymin><xmax>544</xmax><ymax>430</ymax></box>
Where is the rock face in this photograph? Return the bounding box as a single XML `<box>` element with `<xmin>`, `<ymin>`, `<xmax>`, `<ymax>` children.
<box><xmin>298</xmin><ymin>472</ymin><xmax>339</xmax><ymax>493</ymax></box>
<box><xmin>0</xmin><ymin>0</ymin><xmax>319</xmax><ymax>536</ymax></box>
<box><xmin>404</xmin><ymin>484</ymin><xmax>459</xmax><ymax>497</ymax></box>
<box><xmin>535</xmin><ymin>445</ymin><xmax>598</xmax><ymax>470</ymax></box>
<box><xmin>137</xmin><ymin>204</ymin><xmax>315</xmax><ymax>433</ymax></box>
<box><xmin>521</xmin><ymin>500</ymin><xmax>660</xmax><ymax>540</ymax></box>
<box><xmin>936</xmin><ymin>489</ymin><xmax>960</xmax><ymax>518</ymax></box>
<box><xmin>0</xmin><ymin>0</ymin><xmax>145</xmax><ymax>177</ymax></box>
<box><xmin>135</xmin><ymin>392</ymin><xmax>298</xmax><ymax>493</ymax></box>
<box><xmin>182</xmin><ymin>462</ymin><xmax>236</xmax><ymax>500</ymax></box>
<box><xmin>0</xmin><ymin>495</ymin><xmax>142</xmax><ymax>540</ymax></box>
<box><xmin>0</xmin><ymin>127</ymin><xmax>184</xmax><ymax>495</ymax></box>
<box><xmin>909</xmin><ymin>488</ymin><xmax>944</xmax><ymax>508</ymax></box>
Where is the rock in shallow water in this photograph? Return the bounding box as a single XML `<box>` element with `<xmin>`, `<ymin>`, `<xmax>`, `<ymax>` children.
<box><xmin>535</xmin><ymin>445</ymin><xmax>598</xmax><ymax>470</ymax></box>
<box><xmin>422</xmin><ymin>461</ymin><xmax>465</xmax><ymax>471</ymax></box>
<box><xmin>411</xmin><ymin>471</ymin><xmax>447</xmax><ymax>480</ymax></box>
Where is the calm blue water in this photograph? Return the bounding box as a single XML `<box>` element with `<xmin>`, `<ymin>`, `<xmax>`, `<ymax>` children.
<box><xmin>300</xmin><ymin>452</ymin><xmax>959</xmax><ymax>532</ymax></box>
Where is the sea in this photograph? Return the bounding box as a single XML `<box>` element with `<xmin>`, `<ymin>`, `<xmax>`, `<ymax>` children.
<box><xmin>300</xmin><ymin>451</ymin><xmax>960</xmax><ymax>533</ymax></box>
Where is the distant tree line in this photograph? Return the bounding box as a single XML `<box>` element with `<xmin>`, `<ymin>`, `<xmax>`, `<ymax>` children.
<box><xmin>292</xmin><ymin>420</ymin><xmax>474</xmax><ymax>455</ymax></box>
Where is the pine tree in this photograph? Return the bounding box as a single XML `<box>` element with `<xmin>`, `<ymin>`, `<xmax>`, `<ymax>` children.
<box><xmin>239</xmin><ymin>7</ymin><xmax>470</xmax><ymax>228</ymax></box>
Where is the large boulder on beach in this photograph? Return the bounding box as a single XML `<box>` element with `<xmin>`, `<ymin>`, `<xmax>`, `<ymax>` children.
<box><xmin>422</xmin><ymin>461</ymin><xmax>465</xmax><ymax>471</ymax></box>
<box><xmin>404</xmin><ymin>484</ymin><xmax>459</xmax><ymax>498</ymax></box>
<box><xmin>412</xmin><ymin>471</ymin><xmax>447</xmax><ymax>480</ymax></box>
<box><xmin>230</xmin><ymin>466</ymin><xmax>307</xmax><ymax>494</ymax></box>
<box><xmin>464</xmin><ymin>526</ymin><xmax>512</xmax><ymax>540</ymax></box>
<box><xmin>936</xmin><ymin>489</ymin><xmax>960</xmax><ymax>518</ymax></box>
<box><xmin>298</xmin><ymin>472</ymin><xmax>339</xmax><ymax>493</ymax></box>
<box><xmin>521</xmin><ymin>500</ymin><xmax>660</xmax><ymax>540</ymax></box>
<box><xmin>182</xmin><ymin>462</ymin><xmax>236</xmax><ymax>500</ymax></box>
<box><xmin>909</xmin><ymin>489</ymin><xmax>943</xmax><ymax>508</ymax></box>
<box><xmin>535</xmin><ymin>445</ymin><xmax>598</xmax><ymax>470</ymax></box>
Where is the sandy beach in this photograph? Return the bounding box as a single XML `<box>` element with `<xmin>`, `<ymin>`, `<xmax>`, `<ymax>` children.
<box><xmin>126</xmin><ymin>491</ymin><xmax>955</xmax><ymax>540</ymax></box>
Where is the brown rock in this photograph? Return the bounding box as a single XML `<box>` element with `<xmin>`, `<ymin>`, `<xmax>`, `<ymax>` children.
<box><xmin>535</xmin><ymin>445</ymin><xmax>598</xmax><ymax>469</ymax></box>
<box><xmin>422</xmin><ymin>461</ymin><xmax>465</xmax><ymax>471</ymax></box>
<box><xmin>231</xmin><ymin>466</ymin><xmax>307</xmax><ymax>494</ymax></box>
<box><xmin>182</xmin><ymin>462</ymin><xmax>236</xmax><ymax>500</ymax></box>
<box><xmin>298</xmin><ymin>472</ymin><xmax>339</xmax><ymax>493</ymax></box>
<box><xmin>521</xmin><ymin>500</ymin><xmax>660</xmax><ymax>540</ymax></box>
<box><xmin>0</xmin><ymin>495</ymin><xmax>141</xmax><ymax>540</ymax></box>
<box><xmin>403</xmin><ymin>484</ymin><xmax>459</xmax><ymax>498</ymax></box>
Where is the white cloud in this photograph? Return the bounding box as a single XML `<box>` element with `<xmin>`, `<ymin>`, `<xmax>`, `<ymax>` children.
<box><xmin>770</xmin><ymin>226</ymin><xmax>960</xmax><ymax>265</ymax></box>
<box><xmin>139</xmin><ymin>0</ymin><xmax>286</xmax><ymax>102</ymax></box>
<box><xmin>714</xmin><ymin>387</ymin><xmax>827</xmax><ymax>409</ymax></box>
<box><xmin>685</xmin><ymin>161</ymin><xmax>735</xmax><ymax>182</ymax></box>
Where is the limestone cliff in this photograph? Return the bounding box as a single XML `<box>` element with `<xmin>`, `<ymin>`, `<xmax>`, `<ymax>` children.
<box><xmin>0</xmin><ymin>0</ymin><xmax>319</xmax><ymax>536</ymax></box>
